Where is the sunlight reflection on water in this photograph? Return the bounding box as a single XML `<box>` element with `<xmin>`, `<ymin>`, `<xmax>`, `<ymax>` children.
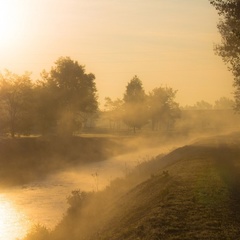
<box><xmin>0</xmin><ymin>194</ymin><xmax>30</xmax><ymax>240</ymax></box>
<box><xmin>1</xmin><ymin>146</ymin><xmax>166</xmax><ymax>240</ymax></box>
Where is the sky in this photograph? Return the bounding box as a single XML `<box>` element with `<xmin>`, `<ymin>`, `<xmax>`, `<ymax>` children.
<box><xmin>0</xmin><ymin>0</ymin><xmax>234</xmax><ymax>108</ymax></box>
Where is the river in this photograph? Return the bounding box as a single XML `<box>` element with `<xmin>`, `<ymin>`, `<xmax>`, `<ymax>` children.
<box><xmin>0</xmin><ymin>145</ymin><xmax>167</xmax><ymax>240</ymax></box>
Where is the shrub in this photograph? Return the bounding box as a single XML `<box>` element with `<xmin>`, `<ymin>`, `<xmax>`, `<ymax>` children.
<box><xmin>23</xmin><ymin>224</ymin><xmax>50</xmax><ymax>240</ymax></box>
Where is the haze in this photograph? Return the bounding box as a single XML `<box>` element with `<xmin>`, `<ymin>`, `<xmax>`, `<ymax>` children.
<box><xmin>0</xmin><ymin>0</ymin><xmax>234</xmax><ymax>107</ymax></box>
<box><xmin>1</xmin><ymin>1</ymin><xmax>240</xmax><ymax>239</ymax></box>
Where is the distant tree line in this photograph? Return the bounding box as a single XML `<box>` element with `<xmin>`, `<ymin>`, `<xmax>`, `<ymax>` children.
<box><xmin>0</xmin><ymin>58</ymin><xmax>182</xmax><ymax>137</ymax></box>
<box><xmin>1</xmin><ymin>56</ymin><xmax>233</xmax><ymax>137</ymax></box>
<box><xmin>183</xmin><ymin>97</ymin><xmax>234</xmax><ymax>110</ymax></box>
<box><xmin>104</xmin><ymin>75</ymin><xmax>181</xmax><ymax>133</ymax></box>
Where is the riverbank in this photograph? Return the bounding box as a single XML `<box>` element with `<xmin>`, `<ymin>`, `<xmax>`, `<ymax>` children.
<box><xmin>22</xmin><ymin>132</ymin><xmax>240</xmax><ymax>240</ymax></box>
<box><xmin>0</xmin><ymin>136</ymin><xmax>134</xmax><ymax>187</ymax></box>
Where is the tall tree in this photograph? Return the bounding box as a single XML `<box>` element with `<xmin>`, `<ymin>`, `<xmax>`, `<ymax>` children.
<box><xmin>39</xmin><ymin>57</ymin><xmax>98</xmax><ymax>136</ymax></box>
<box><xmin>123</xmin><ymin>76</ymin><xmax>148</xmax><ymax>133</ymax></box>
<box><xmin>0</xmin><ymin>70</ymin><xmax>34</xmax><ymax>137</ymax></box>
<box><xmin>148</xmin><ymin>87</ymin><xmax>181</xmax><ymax>131</ymax></box>
<box><xmin>34</xmin><ymin>76</ymin><xmax>60</xmax><ymax>135</ymax></box>
<box><xmin>210</xmin><ymin>0</ymin><xmax>240</xmax><ymax>110</ymax></box>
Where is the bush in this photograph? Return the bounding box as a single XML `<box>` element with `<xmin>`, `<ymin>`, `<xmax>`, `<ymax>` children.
<box><xmin>67</xmin><ymin>190</ymin><xmax>92</xmax><ymax>214</ymax></box>
<box><xmin>23</xmin><ymin>224</ymin><xmax>50</xmax><ymax>240</ymax></box>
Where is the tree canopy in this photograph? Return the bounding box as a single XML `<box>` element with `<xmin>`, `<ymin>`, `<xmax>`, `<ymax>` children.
<box><xmin>148</xmin><ymin>87</ymin><xmax>181</xmax><ymax>131</ymax></box>
<box><xmin>210</xmin><ymin>0</ymin><xmax>240</xmax><ymax>110</ymax></box>
<box><xmin>0</xmin><ymin>59</ymin><xmax>183</xmax><ymax>136</ymax></box>
<box><xmin>38</xmin><ymin>57</ymin><xmax>98</xmax><ymax>136</ymax></box>
<box><xmin>0</xmin><ymin>70</ymin><xmax>34</xmax><ymax>137</ymax></box>
<box><xmin>123</xmin><ymin>76</ymin><xmax>148</xmax><ymax>133</ymax></box>
<box><xmin>45</xmin><ymin>57</ymin><xmax>98</xmax><ymax>113</ymax></box>
<box><xmin>214</xmin><ymin>97</ymin><xmax>234</xmax><ymax>109</ymax></box>
<box><xmin>123</xmin><ymin>75</ymin><xmax>145</xmax><ymax>104</ymax></box>
<box><xmin>121</xmin><ymin>76</ymin><xmax>181</xmax><ymax>133</ymax></box>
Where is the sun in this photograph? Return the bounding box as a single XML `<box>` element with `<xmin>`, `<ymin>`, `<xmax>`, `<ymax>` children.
<box><xmin>0</xmin><ymin>1</ymin><xmax>26</xmax><ymax>47</ymax></box>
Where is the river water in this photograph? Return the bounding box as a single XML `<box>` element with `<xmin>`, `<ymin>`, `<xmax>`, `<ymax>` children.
<box><xmin>0</xmin><ymin>145</ymin><xmax>168</xmax><ymax>240</ymax></box>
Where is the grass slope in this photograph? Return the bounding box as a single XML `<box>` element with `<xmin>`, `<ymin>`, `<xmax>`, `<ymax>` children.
<box><xmin>90</xmin><ymin>134</ymin><xmax>240</xmax><ymax>240</ymax></box>
<box><xmin>24</xmin><ymin>133</ymin><xmax>240</xmax><ymax>240</ymax></box>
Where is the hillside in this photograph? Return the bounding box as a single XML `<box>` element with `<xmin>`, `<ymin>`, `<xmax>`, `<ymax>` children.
<box><xmin>24</xmin><ymin>132</ymin><xmax>240</xmax><ymax>240</ymax></box>
<box><xmin>89</xmin><ymin>136</ymin><xmax>240</xmax><ymax>239</ymax></box>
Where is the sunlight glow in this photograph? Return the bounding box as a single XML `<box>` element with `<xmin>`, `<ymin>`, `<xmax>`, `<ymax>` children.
<box><xmin>0</xmin><ymin>195</ymin><xmax>29</xmax><ymax>240</ymax></box>
<box><xmin>0</xmin><ymin>1</ymin><xmax>26</xmax><ymax>47</ymax></box>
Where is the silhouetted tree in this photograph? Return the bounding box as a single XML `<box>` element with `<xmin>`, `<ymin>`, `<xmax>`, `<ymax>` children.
<box><xmin>183</xmin><ymin>100</ymin><xmax>213</xmax><ymax>110</ymax></box>
<box><xmin>0</xmin><ymin>70</ymin><xmax>34</xmax><ymax>137</ymax></box>
<box><xmin>148</xmin><ymin>87</ymin><xmax>181</xmax><ymax>131</ymax></box>
<box><xmin>214</xmin><ymin>96</ymin><xmax>234</xmax><ymax>109</ymax></box>
<box><xmin>123</xmin><ymin>76</ymin><xmax>148</xmax><ymax>133</ymax></box>
<box><xmin>210</xmin><ymin>0</ymin><xmax>240</xmax><ymax>110</ymax></box>
<box><xmin>194</xmin><ymin>100</ymin><xmax>213</xmax><ymax>110</ymax></box>
<box><xmin>34</xmin><ymin>76</ymin><xmax>59</xmax><ymax>135</ymax></box>
<box><xmin>38</xmin><ymin>57</ymin><xmax>98</xmax><ymax>136</ymax></box>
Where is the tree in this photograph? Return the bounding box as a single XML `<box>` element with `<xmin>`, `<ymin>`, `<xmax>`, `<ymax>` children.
<box><xmin>104</xmin><ymin>97</ymin><xmax>124</xmax><ymax>129</ymax></box>
<box><xmin>123</xmin><ymin>76</ymin><xmax>148</xmax><ymax>133</ymax></box>
<box><xmin>210</xmin><ymin>0</ymin><xmax>240</xmax><ymax>110</ymax></box>
<box><xmin>0</xmin><ymin>70</ymin><xmax>34</xmax><ymax>137</ymax></box>
<box><xmin>214</xmin><ymin>96</ymin><xmax>234</xmax><ymax>109</ymax></box>
<box><xmin>194</xmin><ymin>100</ymin><xmax>213</xmax><ymax>110</ymax></box>
<box><xmin>38</xmin><ymin>57</ymin><xmax>98</xmax><ymax>136</ymax></box>
<box><xmin>183</xmin><ymin>100</ymin><xmax>213</xmax><ymax>110</ymax></box>
<box><xmin>148</xmin><ymin>87</ymin><xmax>181</xmax><ymax>131</ymax></box>
<box><xmin>33</xmin><ymin>77</ymin><xmax>60</xmax><ymax>135</ymax></box>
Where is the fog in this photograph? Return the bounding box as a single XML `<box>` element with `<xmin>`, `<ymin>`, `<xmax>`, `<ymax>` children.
<box><xmin>0</xmin><ymin>0</ymin><xmax>238</xmax><ymax>237</ymax></box>
<box><xmin>0</xmin><ymin>107</ymin><xmax>240</xmax><ymax>240</ymax></box>
<box><xmin>0</xmin><ymin>133</ymin><xmax>193</xmax><ymax>239</ymax></box>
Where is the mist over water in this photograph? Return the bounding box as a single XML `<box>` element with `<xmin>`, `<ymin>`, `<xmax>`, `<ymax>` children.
<box><xmin>0</xmin><ymin>143</ymin><xmax>173</xmax><ymax>240</ymax></box>
<box><xmin>0</xmin><ymin>109</ymin><xmax>239</xmax><ymax>240</ymax></box>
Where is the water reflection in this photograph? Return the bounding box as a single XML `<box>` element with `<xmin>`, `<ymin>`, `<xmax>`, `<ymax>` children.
<box><xmin>1</xmin><ymin>146</ymin><xmax>164</xmax><ymax>240</ymax></box>
<box><xmin>0</xmin><ymin>194</ymin><xmax>30</xmax><ymax>240</ymax></box>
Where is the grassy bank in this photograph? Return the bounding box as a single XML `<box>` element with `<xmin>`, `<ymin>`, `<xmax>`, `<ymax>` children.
<box><xmin>22</xmin><ymin>132</ymin><xmax>240</xmax><ymax>240</ymax></box>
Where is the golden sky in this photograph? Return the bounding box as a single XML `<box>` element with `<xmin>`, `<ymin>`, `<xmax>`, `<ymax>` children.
<box><xmin>0</xmin><ymin>0</ymin><xmax>234</xmax><ymax>107</ymax></box>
